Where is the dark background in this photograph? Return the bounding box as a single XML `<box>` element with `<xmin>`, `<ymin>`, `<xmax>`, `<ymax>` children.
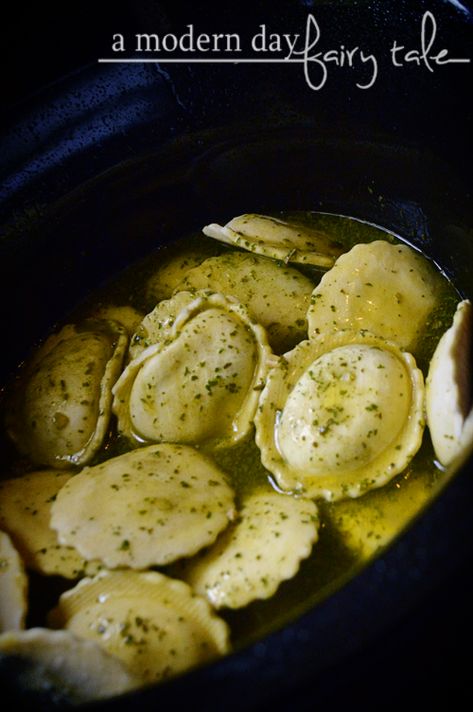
<box><xmin>1</xmin><ymin>2</ymin><xmax>124</xmax><ymax>115</ymax></box>
<box><xmin>2</xmin><ymin>0</ymin><xmax>473</xmax><ymax>117</ymax></box>
<box><xmin>2</xmin><ymin>0</ymin><xmax>472</xmax><ymax>173</ymax></box>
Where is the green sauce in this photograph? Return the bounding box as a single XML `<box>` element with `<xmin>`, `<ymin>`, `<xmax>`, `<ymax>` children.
<box><xmin>0</xmin><ymin>212</ymin><xmax>461</xmax><ymax>653</ymax></box>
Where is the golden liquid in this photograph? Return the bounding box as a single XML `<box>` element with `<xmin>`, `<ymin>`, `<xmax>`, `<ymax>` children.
<box><xmin>0</xmin><ymin>212</ymin><xmax>460</xmax><ymax>651</ymax></box>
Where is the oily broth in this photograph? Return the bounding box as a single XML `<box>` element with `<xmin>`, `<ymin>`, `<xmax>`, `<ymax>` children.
<box><xmin>0</xmin><ymin>213</ymin><xmax>460</xmax><ymax>655</ymax></box>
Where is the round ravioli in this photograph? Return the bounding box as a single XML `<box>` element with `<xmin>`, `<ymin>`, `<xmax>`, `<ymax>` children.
<box><xmin>0</xmin><ymin>531</ymin><xmax>28</xmax><ymax>632</ymax></box>
<box><xmin>175</xmin><ymin>251</ymin><xmax>314</xmax><ymax>353</ymax></box>
<box><xmin>90</xmin><ymin>304</ymin><xmax>144</xmax><ymax>336</ymax></box>
<box><xmin>5</xmin><ymin>319</ymin><xmax>128</xmax><ymax>469</ymax></box>
<box><xmin>182</xmin><ymin>489</ymin><xmax>319</xmax><ymax>609</ymax></box>
<box><xmin>48</xmin><ymin>570</ymin><xmax>230</xmax><ymax>684</ymax></box>
<box><xmin>50</xmin><ymin>444</ymin><xmax>236</xmax><ymax>569</ymax></box>
<box><xmin>145</xmin><ymin>242</ymin><xmax>219</xmax><ymax>305</ymax></box>
<box><xmin>0</xmin><ymin>470</ymin><xmax>102</xmax><ymax>579</ymax></box>
<box><xmin>113</xmin><ymin>292</ymin><xmax>272</xmax><ymax>449</ymax></box>
<box><xmin>255</xmin><ymin>331</ymin><xmax>425</xmax><ymax>501</ymax></box>
<box><xmin>307</xmin><ymin>240</ymin><xmax>439</xmax><ymax>354</ymax></box>
<box><xmin>203</xmin><ymin>214</ymin><xmax>343</xmax><ymax>268</ymax></box>
<box><xmin>0</xmin><ymin>628</ymin><xmax>140</xmax><ymax>701</ymax></box>
<box><xmin>426</xmin><ymin>299</ymin><xmax>473</xmax><ymax>466</ymax></box>
<box><xmin>128</xmin><ymin>290</ymin><xmax>196</xmax><ymax>361</ymax></box>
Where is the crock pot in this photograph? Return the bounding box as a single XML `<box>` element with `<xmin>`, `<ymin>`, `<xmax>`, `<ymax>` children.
<box><xmin>0</xmin><ymin>1</ymin><xmax>471</xmax><ymax>709</ymax></box>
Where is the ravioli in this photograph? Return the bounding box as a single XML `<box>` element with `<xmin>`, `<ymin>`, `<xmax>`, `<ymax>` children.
<box><xmin>145</xmin><ymin>243</ymin><xmax>218</xmax><ymax>304</ymax></box>
<box><xmin>175</xmin><ymin>251</ymin><xmax>314</xmax><ymax>353</ymax></box>
<box><xmin>182</xmin><ymin>490</ymin><xmax>318</xmax><ymax>609</ymax></box>
<box><xmin>51</xmin><ymin>444</ymin><xmax>236</xmax><ymax>569</ymax></box>
<box><xmin>0</xmin><ymin>628</ymin><xmax>140</xmax><ymax>701</ymax></box>
<box><xmin>0</xmin><ymin>211</ymin><xmax>465</xmax><ymax>704</ymax></box>
<box><xmin>255</xmin><ymin>330</ymin><xmax>425</xmax><ymax>501</ymax></box>
<box><xmin>0</xmin><ymin>470</ymin><xmax>102</xmax><ymax>579</ymax></box>
<box><xmin>48</xmin><ymin>570</ymin><xmax>230</xmax><ymax>684</ymax></box>
<box><xmin>128</xmin><ymin>290</ymin><xmax>196</xmax><ymax>361</ymax></box>
<box><xmin>426</xmin><ymin>299</ymin><xmax>473</xmax><ymax>465</ymax></box>
<box><xmin>307</xmin><ymin>240</ymin><xmax>439</xmax><ymax>354</ymax></box>
<box><xmin>90</xmin><ymin>304</ymin><xmax>144</xmax><ymax>336</ymax></box>
<box><xmin>5</xmin><ymin>319</ymin><xmax>128</xmax><ymax>468</ymax></box>
<box><xmin>113</xmin><ymin>292</ymin><xmax>272</xmax><ymax>449</ymax></box>
<box><xmin>0</xmin><ymin>531</ymin><xmax>28</xmax><ymax>632</ymax></box>
<box><xmin>203</xmin><ymin>214</ymin><xmax>343</xmax><ymax>267</ymax></box>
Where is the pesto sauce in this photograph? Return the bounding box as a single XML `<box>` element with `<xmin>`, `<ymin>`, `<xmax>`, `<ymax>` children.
<box><xmin>0</xmin><ymin>212</ymin><xmax>461</xmax><ymax>653</ymax></box>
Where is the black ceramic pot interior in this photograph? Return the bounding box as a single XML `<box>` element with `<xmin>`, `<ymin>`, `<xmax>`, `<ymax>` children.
<box><xmin>2</xmin><ymin>125</ymin><xmax>472</xmax><ymax>368</ymax></box>
<box><xmin>1</xmin><ymin>125</ymin><xmax>472</xmax><ymax>712</ymax></box>
<box><xmin>0</xmin><ymin>1</ymin><xmax>472</xmax><ymax>710</ymax></box>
